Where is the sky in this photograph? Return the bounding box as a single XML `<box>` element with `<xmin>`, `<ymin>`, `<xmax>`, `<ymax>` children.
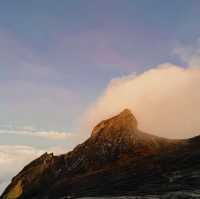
<box><xmin>1</xmin><ymin>0</ymin><xmax>200</xmax><ymax>193</ymax></box>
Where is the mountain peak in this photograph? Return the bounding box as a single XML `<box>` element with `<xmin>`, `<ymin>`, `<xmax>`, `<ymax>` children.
<box><xmin>91</xmin><ymin>108</ymin><xmax>138</xmax><ymax>137</ymax></box>
<box><xmin>118</xmin><ymin>108</ymin><xmax>137</xmax><ymax>123</ymax></box>
<box><xmin>2</xmin><ymin>109</ymin><xmax>191</xmax><ymax>199</ymax></box>
<box><xmin>119</xmin><ymin>108</ymin><xmax>133</xmax><ymax>115</ymax></box>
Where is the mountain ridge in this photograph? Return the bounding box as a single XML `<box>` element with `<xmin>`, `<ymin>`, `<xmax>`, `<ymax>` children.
<box><xmin>1</xmin><ymin>109</ymin><xmax>199</xmax><ymax>199</ymax></box>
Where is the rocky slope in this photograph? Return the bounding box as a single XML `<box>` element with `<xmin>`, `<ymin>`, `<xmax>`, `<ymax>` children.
<box><xmin>1</xmin><ymin>109</ymin><xmax>200</xmax><ymax>199</ymax></box>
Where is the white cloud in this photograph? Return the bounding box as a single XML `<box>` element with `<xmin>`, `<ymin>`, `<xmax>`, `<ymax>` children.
<box><xmin>0</xmin><ymin>145</ymin><xmax>43</xmax><ymax>194</ymax></box>
<box><xmin>0</xmin><ymin>129</ymin><xmax>72</xmax><ymax>140</ymax></box>
<box><xmin>82</xmin><ymin>45</ymin><xmax>200</xmax><ymax>139</ymax></box>
<box><xmin>173</xmin><ymin>39</ymin><xmax>200</xmax><ymax>67</ymax></box>
<box><xmin>31</xmin><ymin>131</ymin><xmax>71</xmax><ymax>140</ymax></box>
<box><xmin>0</xmin><ymin>145</ymin><xmax>67</xmax><ymax>194</ymax></box>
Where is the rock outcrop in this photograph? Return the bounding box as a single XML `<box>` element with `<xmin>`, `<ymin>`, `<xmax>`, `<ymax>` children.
<box><xmin>1</xmin><ymin>109</ymin><xmax>200</xmax><ymax>199</ymax></box>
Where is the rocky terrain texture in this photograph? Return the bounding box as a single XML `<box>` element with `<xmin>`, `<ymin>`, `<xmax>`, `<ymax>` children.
<box><xmin>1</xmin><ymin>109</ymin><xmax>200</xmax><ymax>199</ymax></box>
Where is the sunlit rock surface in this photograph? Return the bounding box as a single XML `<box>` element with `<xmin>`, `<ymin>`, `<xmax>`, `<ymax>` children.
<box><xmin>1</xmin><ymin>109</ymin><xmax>200</xmax><ymax>199</ymax></box>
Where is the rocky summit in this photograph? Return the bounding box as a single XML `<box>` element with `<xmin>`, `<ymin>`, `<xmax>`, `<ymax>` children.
<box><xmin>1</xmin><ymin>109</ymin><xmax>200</xmax><ymax>199</ymax></box>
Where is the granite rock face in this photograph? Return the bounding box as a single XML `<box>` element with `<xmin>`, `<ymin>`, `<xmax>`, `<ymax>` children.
<box><xmin>1</xmin><ymin>109</ymin><xmax>200</xmax><ymax>199</ymax></box>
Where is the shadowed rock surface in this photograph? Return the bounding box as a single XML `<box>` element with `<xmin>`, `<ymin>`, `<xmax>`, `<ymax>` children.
<box><xmin>1</xmin><ymin>109</ymin><xmax>200</xmax><ymax>199</ymax></box>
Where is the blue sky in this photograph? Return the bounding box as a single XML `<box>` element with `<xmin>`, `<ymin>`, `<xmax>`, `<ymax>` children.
<box><xmin>2</xmin><ymin>1</ymin><xmax>200</xmax><ymax>192</ymax></box>
<box><xmin>1</xmin><ymin>0</ymin><xmax>200</xmax><ymax>142</ymax></box>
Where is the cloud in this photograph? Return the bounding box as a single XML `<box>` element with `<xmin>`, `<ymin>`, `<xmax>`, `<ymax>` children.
<box><xmin>0</xmin><ymin>145</ymin><xmax>67</xmax><ymax>194</ymax></box>
<box><xmin>0</xmin><ymin>145</ymin><xmax>43</xmax><ymax>194</ymax></box>
<box><xmin>0</xmin><ymin>128</ymin><xmax>72</xmax><ymax>140</ymax></box>
<box><xmin>173</xmin><ymin>40</ymin><xmax>200</xmax><ymax>67</ymax></box>
<box><xmin>82</xmin><ymin>47</ymin><xmax>200</xmax><ymax>139</ymax></box>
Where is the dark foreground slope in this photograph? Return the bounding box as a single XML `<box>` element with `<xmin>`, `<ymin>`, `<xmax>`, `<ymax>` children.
<box><xmin>1</xmin><ymin>109</ymin><xmax>200</xmax><ymax>199</ymax></box>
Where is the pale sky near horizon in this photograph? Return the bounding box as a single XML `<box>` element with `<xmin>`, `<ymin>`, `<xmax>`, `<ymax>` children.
<box><xmin>1</xmin><ymin>0</ymin><xmax>200</xmax><ymax>193</ymax></box>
